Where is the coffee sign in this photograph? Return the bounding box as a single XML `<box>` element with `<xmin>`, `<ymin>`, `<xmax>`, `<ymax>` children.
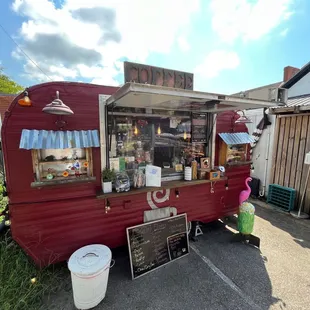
<box><xmin>124</xmin><ymin>61</ymin><xmax>194</xmax><ymax>90</ymax></box>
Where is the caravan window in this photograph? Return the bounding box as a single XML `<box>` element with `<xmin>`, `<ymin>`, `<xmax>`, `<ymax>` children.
<box><xmin>31</xmin><ymin>148</ymin><xmax>93</xmax><ymax>186</ymax></box>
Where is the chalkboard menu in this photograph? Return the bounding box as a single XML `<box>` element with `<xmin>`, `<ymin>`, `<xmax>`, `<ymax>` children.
<box><xmin>192</xmin><ymin>114</ymin><xmax>207</xmax><ymax>143</ymax></box>
<box><xmin>127</xmin><ymin>214</ymin><xmax>189</xmax><ymax>279</ymax></box>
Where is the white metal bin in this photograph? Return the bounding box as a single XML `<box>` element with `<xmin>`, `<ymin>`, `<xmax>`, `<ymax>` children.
<box><xmin>68</xmin><ymin>244</ymin><xmax>113</xmax><ymax>309</ymax></box>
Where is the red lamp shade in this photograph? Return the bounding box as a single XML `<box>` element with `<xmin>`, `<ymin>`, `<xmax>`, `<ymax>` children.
<box><xmin>42</xmin><ymin>91</ymin><xmax>74</xmax><ymax>115</ymax></box>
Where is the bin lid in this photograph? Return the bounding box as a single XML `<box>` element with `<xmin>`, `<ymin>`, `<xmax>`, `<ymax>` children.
<box><xmin>68</xmin><ymin>244</ymin><xmax>112</xmax><ymax>276</ymax></box>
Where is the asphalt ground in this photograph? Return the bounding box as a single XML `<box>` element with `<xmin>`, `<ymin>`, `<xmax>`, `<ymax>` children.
<box><xmin>44</xmin><ymin>200</ymin><xmax>310</xmax><ymax>310</ymax></box>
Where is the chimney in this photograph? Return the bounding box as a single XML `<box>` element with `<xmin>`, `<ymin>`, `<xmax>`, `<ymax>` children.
<box><xmin>283</xmin><ymin>66</ymin><xmax>300</xmax><ymax>82</ymax></box>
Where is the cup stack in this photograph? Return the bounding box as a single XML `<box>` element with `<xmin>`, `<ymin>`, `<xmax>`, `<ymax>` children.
<box><xmin>184</xmin><ymin>167</ymin><xmax>192</xmax><ymax>181</ymax></box>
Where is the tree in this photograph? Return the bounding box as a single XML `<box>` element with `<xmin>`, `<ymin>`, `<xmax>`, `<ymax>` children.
<box><xmin>0</xmin><ymin>68</ymin><xmax>24</xmax><ymax>94</ymax></box>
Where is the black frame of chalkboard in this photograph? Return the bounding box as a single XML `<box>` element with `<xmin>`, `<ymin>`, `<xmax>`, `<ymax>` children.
<box><xmin>126</xmin><ymin>213</ymin><xmax>189</xmax><ymax>280</ymax></box>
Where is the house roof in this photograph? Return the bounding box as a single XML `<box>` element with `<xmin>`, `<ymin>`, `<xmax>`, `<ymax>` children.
<box><xmin>0</xmin><ymin>94</ymin><xmax>16</xmax><ymax>121</ymax></box>
<box><xmin>269</xmin><ymin>94</ymin><xmax>310</xmax><ymax>114</ymax></box>
<box><xmin>0</xmin><ymin>93</ymin><xmax>16</xmax><ymax>96</ymax></box>
<box><xmin>233</xmin><ymin>82</ymin><xmax>282</xmax><ymax>96</ymax></box>
<box><xmin>286</xmin><ymin>94</ymin><xmax>310</xmax><ymax>108</ymax></box>
<box><xmin>282</xmin><ymin>62</ymin><xmax>310</xmax><ymax>89</ymax></box>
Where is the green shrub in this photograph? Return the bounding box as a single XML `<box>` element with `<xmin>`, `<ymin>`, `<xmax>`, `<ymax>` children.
<box><xmin>102</xmin><ymin>167</ymin><xmax>116</xmax><ymax>182</ymax></box>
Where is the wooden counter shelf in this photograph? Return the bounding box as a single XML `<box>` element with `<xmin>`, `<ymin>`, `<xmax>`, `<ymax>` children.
<box><xmin>96</xmin><ymin>177</ymin><xmax>227</xmax><ymax>199</ymax></box>
<box><xmin>225</xmin><ymin>161</ymin><xmax>252</xmax><ymax>167</ymax></box>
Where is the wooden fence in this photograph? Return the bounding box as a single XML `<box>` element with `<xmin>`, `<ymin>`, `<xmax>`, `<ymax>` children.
<box><xmin>270</xmin><ymin>113</ymin><xmax>310</xmax><ymax>214</ymax></box>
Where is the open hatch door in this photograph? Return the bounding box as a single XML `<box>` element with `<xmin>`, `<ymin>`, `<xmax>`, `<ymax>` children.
<box><xmin>105</xmin><ymin>82</ymin><xmax>283</xmax><ymax>113</ymax></box>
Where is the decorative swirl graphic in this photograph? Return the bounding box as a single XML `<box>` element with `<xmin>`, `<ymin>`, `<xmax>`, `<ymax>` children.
<box><xmin>147</xmin><ymin>189</ymin><xmax>170</xmax><ymax>209</ymax></box>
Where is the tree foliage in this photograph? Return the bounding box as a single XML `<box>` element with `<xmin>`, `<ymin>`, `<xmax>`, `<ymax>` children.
<box><xmin>0</xmin><ymin>68</ymin><xmax>24</xmax><ymax>94</ymax></box>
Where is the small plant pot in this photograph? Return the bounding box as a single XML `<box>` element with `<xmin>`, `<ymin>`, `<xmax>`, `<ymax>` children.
<box><xmin>102</xmin><ymin>181</ymin><xmax>112</xmax><ymax>194</ymax></box>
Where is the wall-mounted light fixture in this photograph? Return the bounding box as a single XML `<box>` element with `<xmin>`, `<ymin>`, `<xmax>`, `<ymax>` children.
<box><xmin>250</xmin><ymin>164</ymin><xmax>255</xmax><ymax>174</ymax></box>
<box><xmin>105</xmin><ymin>199</ymin><xmax>111</xmax><ymax>213</ymax></box>
<box><xmin>175</xmin><ymin>189</ymin><xmax>180</xmax><ymax>198</ymax></box>
<box><xmin>235</xmin><ymin>110</ymin><xmax>252</xmax><ymax>124</ymax></box>
<box><xmin>42</xmin><ymin>91</ymin><xmax>74</xmax><ymax>115</ymax></box>
<box><xmin>18</xmin><ymin>90</ymin><xmax>32</xmax><ymax>107</ymax></box>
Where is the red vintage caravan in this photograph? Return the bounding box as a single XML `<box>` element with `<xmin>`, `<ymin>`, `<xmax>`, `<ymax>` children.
<box><xmin>1</xmin><ymin>63</ymin><xmax>278</xmax><ymax>266</ymax></box>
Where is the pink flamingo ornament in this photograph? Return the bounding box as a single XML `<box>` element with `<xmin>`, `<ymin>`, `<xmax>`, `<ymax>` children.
<box><xmin>239</xmin><ymin>177</ymin><xmax>252</xmax><ymax>205</ymax></box>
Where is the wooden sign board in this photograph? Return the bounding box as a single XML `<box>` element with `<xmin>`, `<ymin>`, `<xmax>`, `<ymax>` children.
<box><xmin>124</xmin><ymin>61</ymin><xmax>194</xmax><ymax>90</ymax></box>
<box><xmin>126</xmin><ymin>214</ymin><xmax>189</xmax><ymax>279</ymax></box>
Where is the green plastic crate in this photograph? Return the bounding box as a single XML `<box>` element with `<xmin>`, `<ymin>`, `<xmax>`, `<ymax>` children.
<box><xmin>267</xmin><ymin>184</ymin><xmax>296</xmax><ymax>211</ymax></box>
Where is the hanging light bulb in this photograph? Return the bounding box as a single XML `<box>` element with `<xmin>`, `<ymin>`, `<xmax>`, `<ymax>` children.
<box><xmin>183</xmin><ymin>131</ymin><xmax>187</xmax><ymax>140</ymax></box>
<box><xmin>18</xmin><ymin>90</ymin><xmax>32</xmax><ymax>107</ymax></box>
<box><xmin>134</xmin><ymin>125</ymin><xmax>138</xmax><ymax>135</ymax></box>
<box><xmin>157</xmin><ymin>124</ymin><xmax>161</xmax><ymax>135</ymax></box>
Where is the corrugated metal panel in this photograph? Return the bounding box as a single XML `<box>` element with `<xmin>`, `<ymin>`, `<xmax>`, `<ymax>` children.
<box><xmin>287</xmin><ymin>95</ymin><xmax>310</xmax><ymax>107</ymax></box>
<box><xmin>219</xmin><ymin>132</ymin><xmax>254</xmax><ymax>145</ymax></box>
<box><xmin>10</xmin><ymin>178</ymin><xmax>241</xmax><ymax>266</ymax></box>
<box><xmin>2</xmin><ymin>84</ymin><xmax>249</xmax><ymax>267</ymax></box>
<box><xmin>19</xmin><ymin>129</ymin><xmax>100</xmax><ymax>149</ymax></box>
<box><xmin>271</xmin><ymin>94</ymin><xmax>310</xmax><ymax>109</ymax></box>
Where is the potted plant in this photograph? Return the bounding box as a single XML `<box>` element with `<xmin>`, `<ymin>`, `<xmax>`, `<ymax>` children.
<box><xmin>101</xmin><ymin>168</ymin><xmax>116</xmax><ymax>194</ymax></box>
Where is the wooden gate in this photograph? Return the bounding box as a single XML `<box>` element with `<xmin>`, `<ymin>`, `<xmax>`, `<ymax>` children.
<box><xmin>270</xmin><ymin>113</ymin><xmax>310</xmax><ymax>214</ymax></box>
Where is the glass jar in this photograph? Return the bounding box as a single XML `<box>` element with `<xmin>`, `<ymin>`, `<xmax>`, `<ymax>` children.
<box><xmin>133</xmin><ymin>169</ymin><xmax>146</xmax><ymax>188</ymax></box>
<box><xmin>115</xmin><ymin>172</ymin><xmax>130</xmax><ymax>192</ymax></box>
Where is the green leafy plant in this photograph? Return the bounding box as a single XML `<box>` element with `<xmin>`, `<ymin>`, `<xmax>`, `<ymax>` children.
<box><xmin>0</xmin><ymin>67</ymin><xmax>24</xmax><ymax>94</ymax></box>
<box><xmin>0</xmin><ymin>182</ymin><xmax>8</xmax><ymax>226</ymax></box>
<box><xmin>102</xmin><ymin>168</ymin><xmax>116</xmax><ymax>182</ymax></box>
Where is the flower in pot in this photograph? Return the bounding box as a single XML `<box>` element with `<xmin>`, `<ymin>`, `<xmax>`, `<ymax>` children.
<box><xmin>102</xmin><ymin>168</ymin><xmax>116</xmax><ymax>194</ymax></box>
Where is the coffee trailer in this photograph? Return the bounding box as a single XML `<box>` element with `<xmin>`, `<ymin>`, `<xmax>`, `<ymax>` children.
<box><xmin>1</xmin><ymin>63</ymin><xmax>279</xmax><ymax>266</ymax></box>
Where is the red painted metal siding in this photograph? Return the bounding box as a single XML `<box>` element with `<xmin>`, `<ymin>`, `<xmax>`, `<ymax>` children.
<box><xmin>2</xmin><ymin>85</ymin><xmax>249</xmax><ymax>266</ymax></box>
<box><xmin>216</xmin><ymin>111</ymin><xmax>251</xmax><ymax>214</ymax></box>
<box><xmin>1</xmin><ymin>82</ymin><xmax>118</xmax><ymax>204</ymax></box>
<box><xmin>10</xmin><ymin>181</ymin><xmax>229</xmax><ymax>266</ymax></box>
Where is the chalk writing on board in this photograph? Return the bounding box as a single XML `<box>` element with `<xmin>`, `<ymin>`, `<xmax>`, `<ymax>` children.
<box><xmin>127</xmin><ymin>214</ymin><xmax>189</xmax><ymax>279</ymax></box>
<box><xmin>167</xmin><ymin>232</ymin><xmax>189</xmax><ymax>260</ymax></box>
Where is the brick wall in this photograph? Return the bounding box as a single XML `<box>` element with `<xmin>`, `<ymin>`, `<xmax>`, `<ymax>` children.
<box><xmin>283</xmin><ymin>66</ymin><xmax>300</xmax><ymax>82</ymax></box>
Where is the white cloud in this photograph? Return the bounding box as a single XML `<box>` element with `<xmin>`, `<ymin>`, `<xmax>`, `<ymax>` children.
<box><xmin>194</xmin><ymin>50</ymin><xmax>240</xmax><ymax>79</ymax></box>
<box><xmin>280</xmin><ymin>28</ymin><xmax>289</xmax><ymax>36</ymax></box>
<box><xmin>177</xmin><ymin>36</ymin><xmax>190</xmax><ymax>52</ymax></box>
<box><xmin>210</xmin><ymin>0</ymin><xmax>294</xmax><ymax>43</ymax></box>
<box><xmin>12</xmin><ymin>0</ymin><xmax>200</xmax><ymax>84</ymax></box>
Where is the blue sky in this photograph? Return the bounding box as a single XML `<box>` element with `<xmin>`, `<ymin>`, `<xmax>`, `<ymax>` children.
<box><xmin>0</xmin><ymin>0</ymin><xmax>309</xmax><ymax>94</ymax></box>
